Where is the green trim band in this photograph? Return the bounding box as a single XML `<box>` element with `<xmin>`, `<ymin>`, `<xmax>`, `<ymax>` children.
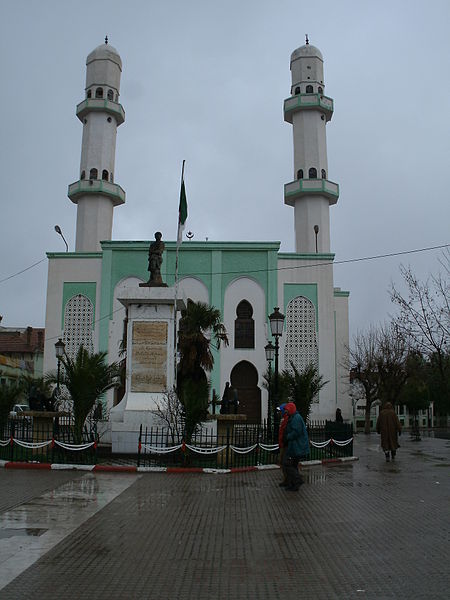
<box><xmin>278</xmin><ymin>253</ymin><xmax>335</xmax><ymax>261</ymax></box>
<box><xmin>101</xmin><ymin>240</ymin><xmax>281</xmax><ymax>251</ymax></box>
<box><xmin>47</xmin><ymin>252</ymin><xmax>102</xmax><ymax>259</ymax></box>
<box><xmin>284</xmin><ymin>178</ymin><xmax>339</xmax><ymax>207</ymax></box>
<box><xmin>68</xmin><ymin>180</ymin><xmax>126</xmax><ymax>206</ymax></box>
<box><xmin>334</xmin><ymin>290</ymin><xmax>350</xmax><ymax>297</ymax></box>
<box><xmin>284</xmin><ymin>93</ymin><xmax>334</xmax><ymax>123</ymax></box>
<box><xmin>76</xmin><ymin>99</ymin><xmax>125</xmax><ymax>125</ymax></box>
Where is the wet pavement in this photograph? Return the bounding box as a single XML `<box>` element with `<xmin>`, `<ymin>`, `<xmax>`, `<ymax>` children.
<box><xmin>0</xmin><ymin>433</ymin><xmax>449</xmax><ymax>599</ymax></box>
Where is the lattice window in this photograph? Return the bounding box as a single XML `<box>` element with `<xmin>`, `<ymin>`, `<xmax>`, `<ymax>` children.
<box><xmin>284</xmin><ymin>296</ymin><xmax>318</xmax><ymax>373</ymax></box>
<box><xmin>62</xmin><ymin>294</ymin><xmax>94</xmax><ymax>360</ymax></box>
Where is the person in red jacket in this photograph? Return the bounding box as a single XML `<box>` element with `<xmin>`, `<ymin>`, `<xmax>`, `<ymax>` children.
<box><xmin>278</xmin><ymin>404</ymin><xmax>289</xmax><ymax>486</ymax></box>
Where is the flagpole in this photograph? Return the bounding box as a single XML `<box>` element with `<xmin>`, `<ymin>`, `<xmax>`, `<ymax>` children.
<box><xmin>174</xmin><ymin>159</ymin><xmax>186</xmax><ymax>390</ymax></box>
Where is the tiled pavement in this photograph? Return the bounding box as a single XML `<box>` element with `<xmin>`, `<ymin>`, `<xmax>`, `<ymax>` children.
<box><xmin>0</xmin><ymin>433</ymin><xmax>449</xmax><ymax>599</ymax></box>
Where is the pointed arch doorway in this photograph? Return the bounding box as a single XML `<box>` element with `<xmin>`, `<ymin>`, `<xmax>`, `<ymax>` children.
<box><xmin>230</xmin><ymin>361</ymin><xmax>261</xmax><ymax>424</ymax></box>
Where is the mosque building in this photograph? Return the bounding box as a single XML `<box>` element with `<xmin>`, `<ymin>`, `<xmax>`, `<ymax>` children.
<box><xmin>43</xmin><ymin>38</ymin><xmax>350</xmax><ymax>426</ymax></box>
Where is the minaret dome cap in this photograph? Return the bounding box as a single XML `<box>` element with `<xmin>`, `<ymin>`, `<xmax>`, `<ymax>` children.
<box><xmin>86</xmin><ymin>42</ymin><xmax>122</xmax><ymax>70</ymax></box>
<box><xmin>290</xmin><ymin>43</ymin><xmax>323</xmax><ymax>64</ymax></box>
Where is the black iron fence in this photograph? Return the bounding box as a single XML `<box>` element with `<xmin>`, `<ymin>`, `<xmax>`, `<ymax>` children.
<box><xmin>137</xmin><ymin>421</ymin><xmax>353</xmax><ymax>469</ymax></box>
<box><xmin>1</xmin><ymin>417</ymin><xmax>353</xmax><ymax>468</ymax></box>
<box><xmin>0</xmin><ymin>417</ymin><xmax>98</xmax><ymax>465</ymax></box>
<box><xmin>308</xmin><ymin>420</ymin><xmax>354</xmax><ymax>460</ymax></box>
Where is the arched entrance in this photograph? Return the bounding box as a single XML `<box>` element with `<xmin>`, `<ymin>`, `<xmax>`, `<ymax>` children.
<box><xmin>230</xmin><ymin>361</ymin><xmax>261</xmax><ymax>424</ymax></box>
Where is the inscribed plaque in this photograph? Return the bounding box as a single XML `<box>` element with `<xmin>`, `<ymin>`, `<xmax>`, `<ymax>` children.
<box><xmin>131</xmin><ymin>321</ymin><xmax>168</xmax><ymax>392</ymax></box>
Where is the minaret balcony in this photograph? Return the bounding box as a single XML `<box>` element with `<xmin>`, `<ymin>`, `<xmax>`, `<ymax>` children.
<box><xmin>76</xmin><ymin>99</ymin><xmax>125</xmax><ymax>125</ymax></box>
<box><xmin>284</xmin><ymin>93</ymin><xmax>333</xmax><ymax>123</ymax></box>
<box><xmin>284</xmin><ymin>178</ymin><xmax>339</xmax><ymax>206</ymax></box>
<box><xmin>68</xmin><ymin>179</ymin><xmax>126</xmax><ymax>206</ymax></box>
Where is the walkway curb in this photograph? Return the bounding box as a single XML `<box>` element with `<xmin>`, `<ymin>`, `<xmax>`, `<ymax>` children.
<box><xmin>0</xmin><ymin>456</ymin><xmax>358</xmax><ymax>473</ymax></box>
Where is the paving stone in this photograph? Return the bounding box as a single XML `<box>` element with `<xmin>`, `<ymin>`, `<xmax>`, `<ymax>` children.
<box><xmin>0</xmin><ymin>434</ymin><xmax>449</xmax><ymax>599</ymax></box>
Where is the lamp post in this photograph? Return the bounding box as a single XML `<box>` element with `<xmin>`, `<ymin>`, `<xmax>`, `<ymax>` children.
<box><xmin>54</xmin><ymin>338</ymin><xmax>66</xmax><ymax>394</ymax></box>
<box><xmin>313</xmin><ymin>225</ymin><xmax>319</xmax><ymax>253</ymax></box>
<box><xmin>265</xmin><ymin>341</ymin><xmax>275</xmax><ymax>431</ymax></box>
<box><xmin>54</xmin><ymin>225</ymin><xmax>69</xmax><ymax>252</ymax></box>
<box><xmin>268</xmin><ymin>307</ymin><xmax>285</xmax><ymax>429</ymax></box>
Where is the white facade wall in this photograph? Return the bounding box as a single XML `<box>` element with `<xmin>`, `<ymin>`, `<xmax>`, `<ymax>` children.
<box><xmin>75</xmin><ymin>196</ymin><xmax>114</xmax><ymax>252</ymax></box>
<box><xmin>43</xmin><ymin>257</ymin><xmax>102</xmax><ymax>375</ymax></box>
<box><xmin>290</xmin><ymin>51</ymin><xmax>324</xmax><ymax>93</ymax></box>
<box><xmin>293</xmin><ymin>196</ymin><xmax>331</xmax><ymax>254</ymax></box>
<box><xmin>80</xmin><ymin>112</ymin><xmax>118</xmax><ymax>178</ymax></box>
<box><xmin>221</xmin><ymin>277</ymin><xmax>268</xmax><ymax>412</ymax></box>
<box><xmin>277</xmin><ymin>258</ymin><xmax>337</xmax><ymax>420</ymax></box>
<box><xmin>292</xmin><ymin>110</ymin><xmax>328</xmax><ymax>178</ymax></box>
<box><xmin>86</xmin><ymin>56</ymin><xmax>121</xmax><ymax>93</ymax></box>
<box><xmin>178</xmin><ymin>277</ymin><xmax>210</xmax><ymax>305</ymax></box>
<box><xmin>334</xmin><ymin>292</ymin><xmax>351</xmax><ymax>420</ymax></box>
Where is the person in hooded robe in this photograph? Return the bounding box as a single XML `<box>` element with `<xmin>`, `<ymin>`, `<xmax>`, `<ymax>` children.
<box><xmin>376</xmin><ymin>402</ymin><xmax>402</xmax><ymax>462</ymax></box>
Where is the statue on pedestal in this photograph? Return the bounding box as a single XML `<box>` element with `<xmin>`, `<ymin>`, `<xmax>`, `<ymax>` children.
<box><xmin>140</xmin><ymin>231</ymin><xmax>168</xmax><ymax>287</ymax></box>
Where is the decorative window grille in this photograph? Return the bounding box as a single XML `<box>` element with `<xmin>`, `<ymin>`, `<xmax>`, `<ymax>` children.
<box><xmin>62</xmin><ymin>294</ymin><xmax>94</xmax><ymax>360</ymax></box>
<box><xmin>284</xmin><ymin>296</ymin><xmax>318</xmax><ymax>373</ymax></box>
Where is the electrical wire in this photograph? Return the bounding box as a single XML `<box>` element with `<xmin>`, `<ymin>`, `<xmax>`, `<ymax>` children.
<box><xmin>0</xmin><ymin>258</ymin><xmax>47</xmax><ymax>284</ymax></box>
<box><xmin>1</xmin><ymin>243</ymin><xmax>448</xmax><ymax>284</ymax></box>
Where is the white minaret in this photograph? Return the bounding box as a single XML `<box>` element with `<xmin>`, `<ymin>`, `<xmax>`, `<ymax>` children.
<box><xmin>68</xmin><ymin>38</ymin><xmax>126</xmax><ymax>252</ymax></box>
<box><xmin>284</xmin><ymin>38</ymin><xmax>339</xmax><ymax>254</ymax></box>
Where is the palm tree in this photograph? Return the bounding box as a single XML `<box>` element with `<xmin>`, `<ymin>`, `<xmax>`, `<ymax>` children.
<box><xmin>47</xmin><ymin>346</ymin><xmax>120</xmax><ymax>441</ymax></box>
<box><xmin>177</xmin><ymin>300</ymin><xmax>228</xmax><ymax>440</ymax></box>
<box><xmin>280</xmin><ymin>362</ymin><xmax>328</xmax><ymax>422</ymax></box>
<box><xmin>178</xmin><ymin>300</ymin><xmax>228</xmax><ymax>381</ymax></box>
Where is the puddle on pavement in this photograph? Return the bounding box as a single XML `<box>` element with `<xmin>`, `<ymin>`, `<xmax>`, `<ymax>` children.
<box><xmin>0</xmin><ymin>528</ymin><xmax>47</xmax><ymax>539</ymax></box>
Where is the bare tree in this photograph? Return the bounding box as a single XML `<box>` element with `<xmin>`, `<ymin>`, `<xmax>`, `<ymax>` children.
<box><xmin>390</xmin><ymin>251</ymin><xmax>450</xmax><ymax>409</ymax></box>
<box><xmin>348</xmin><ymin>323</ymin><xmax>410</xmax><ymax>433</ymax></box>
<box><xmin>348</xmin><ymin>327</ymin><xmax>380</xmax><ymax>434</ymax></box>
<box><xmin>151</xmin><ymin>388</ymin><xmax>184</xmax><ymax>443</ymax></box>
<box><xmin>376</xmin><ymin>322</ymin><xmax>410</xmax><ymax>407</ymax></box>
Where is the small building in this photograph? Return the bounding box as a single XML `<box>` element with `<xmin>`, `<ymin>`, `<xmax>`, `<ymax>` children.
<box><xmin>0</xmin><ymin>326</ymin><xmax>45</xmax><ymax>386</ymax></box>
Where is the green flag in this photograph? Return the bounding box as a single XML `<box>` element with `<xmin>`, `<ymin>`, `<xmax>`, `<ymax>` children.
<box><xmin>177</xmin><ymin>179</ymin><xmax>188</xmax><ymax>246</ymax></box>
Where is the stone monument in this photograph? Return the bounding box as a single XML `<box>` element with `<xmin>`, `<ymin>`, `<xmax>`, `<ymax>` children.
<box><xmin>111</xmin><ymin>233</ymin><xmax>185</xmax><ymax>453</ymax></box>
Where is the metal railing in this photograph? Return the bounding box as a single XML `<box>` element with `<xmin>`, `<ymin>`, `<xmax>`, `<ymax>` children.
<box><xmin>137</xmin><ymin>421</ymin><xmax>354</xmax><ymax>469</ymax></box>
<box><xmin>0</xmin><ymin>417</ymin><xmax>98</xmax><ymax>465</ymax></box>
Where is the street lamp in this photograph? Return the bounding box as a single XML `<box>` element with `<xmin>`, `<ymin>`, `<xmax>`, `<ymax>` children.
<box><xmin>54</xmin><ymin>225</ymin><xmax>69</xmax><ymax>252</ymax></box>
<box><xmin>265</xmin><ymin>341</ymin><xmax>275</xmax><ymax>431</ymax></box>
<box><xmin>313</xmin><ymin>224</ymin><xmax>319</xmax><ymax>253</ymax></box>
<box><xmin>54</xmin><ymin>338</ymin><xmax>66</xmax><ymax>393</ymax></box>
<box><xmin>268</xmin><ymin>307</ymin><xmax>285</xmax><ymax>429</ymax></box>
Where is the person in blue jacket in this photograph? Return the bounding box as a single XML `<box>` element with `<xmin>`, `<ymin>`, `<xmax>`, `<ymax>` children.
<box><xmin>282</xmin><ymin>402</ymin><xmax>309</xmax><ymax>491</ymax></box>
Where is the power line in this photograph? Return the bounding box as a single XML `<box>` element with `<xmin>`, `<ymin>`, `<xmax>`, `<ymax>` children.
<box><xmin>21</xmin><ymin>242</ymin><xmax>450</xmax><ymax>344</ymax></box>
<box><xmin>0</xmin><ymin>258</ymin><xmax>47</xmax><ymax>284</ymax></box>
<box><xmin>198</xmin><ymin>243</ymin><xmax>450</xmax><ymax>277</ymax></box>
<box><xmin>1</xmin><ymin>243</ymin><xmax>448</xmax><ymax>285</ymax></box>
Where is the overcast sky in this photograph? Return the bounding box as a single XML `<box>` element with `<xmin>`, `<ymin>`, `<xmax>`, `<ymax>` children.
<box><xmin>1</xmin><ymin>0</ymin><xmax>449</xmax><ymax>340</ymax></box>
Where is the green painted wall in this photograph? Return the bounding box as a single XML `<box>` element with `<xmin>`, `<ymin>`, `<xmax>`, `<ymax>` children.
<box><xmin>98</xmin><ymin>240</ymin><xmax>280</xmax><ymax>387</ymax></box>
